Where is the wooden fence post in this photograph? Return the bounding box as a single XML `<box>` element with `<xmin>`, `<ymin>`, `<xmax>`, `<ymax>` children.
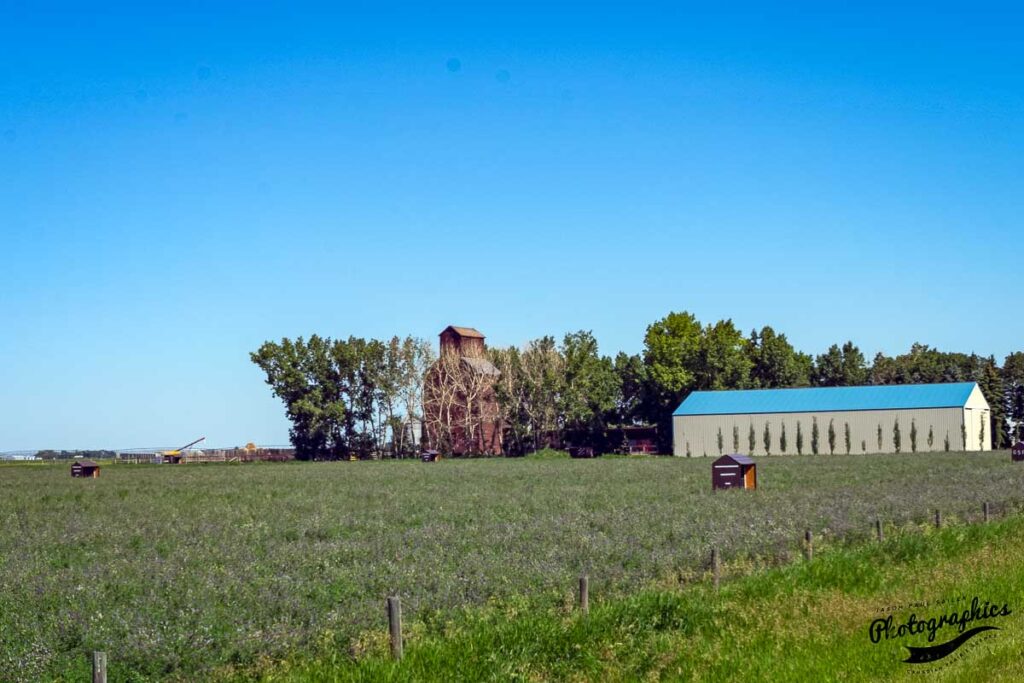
<box><xmin>92</xmin><ymin>651</ymin><xmax>107</xmax><ymax>683</ymax></box>
<box><xmin>387</xmin><ymin>596</ymin><xmax>403</xmax><ymax>660</ymax></box>
<box><xmin>579</xmin><ymin>575</ymin><xmax>589</xmax><ymax>614</ymax></box>
<box><xmin>934</xmin><ymin>509</ymin><xmax>942</xmax><ymax>529</ymax></box>
<box><xmin>875</xmin><ymin>519</ymin><xmax>883</xmax><ymax>542</ymax></box>
<box><xmin>804</xmin><ymin>529</ymin><xmax>813</xmax><ymax>562</ymax></box>
<box><xmin>983</xmin><ymin>502</ymin><xmax>990</xmax><ymax>523</ymax></box>
<box><xmin>711</xmin><ymin>547</ymin><xmax>720</xmax><ymax>590</ymax></box>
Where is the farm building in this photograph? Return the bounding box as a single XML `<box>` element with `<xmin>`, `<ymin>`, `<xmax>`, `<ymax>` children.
<box><xmin>711</xmin><ymin>454</ymin><xmax>757</xmax><ymax>490</ymax></box>
<box><xmin>423</xmin><ymin>326</ymin><xmax>503</xmax><ymax>455</ymax></box>
<box><xmin>673</xmin><ymin>382</ymin><xmax>991</xmax><ymax>457</ymax></box>
<box><xmin>71</xmin><ymin>460</ymin><xmax>101</xmax><ymax>478</ymax></box>
<box><xmin>1012</xmin><ymin>442</ymin><xmax>1024</xmax><ymax>462</ymax></box>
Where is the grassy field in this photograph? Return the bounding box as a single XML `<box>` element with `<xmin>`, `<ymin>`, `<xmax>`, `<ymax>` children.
<box><xmin>1</xmin><ymin>451</ymin><xmax>1023</xmax><ymax>681</ymax></box>
<box><xmin>277</xmin><ymin>510</ymin><xmax>1024</xmax><ymax>681</ymax></box>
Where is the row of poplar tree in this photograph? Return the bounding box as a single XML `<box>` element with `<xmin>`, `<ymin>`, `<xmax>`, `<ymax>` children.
<box><xmin>698</xmin><ymin>417</ymin><xmax>977</xmax><ymax>458</ymax></box>
<box><xmin>251</xmin><ymin>310</ymin><xmax>1024</xmax><ymax>458</ymax></box>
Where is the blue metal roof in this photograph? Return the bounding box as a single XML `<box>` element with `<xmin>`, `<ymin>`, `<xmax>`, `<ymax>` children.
<box><xmin>673</xmin><ymin>382</ymin><xmax>977</xmax><ymax>416</ymax></box>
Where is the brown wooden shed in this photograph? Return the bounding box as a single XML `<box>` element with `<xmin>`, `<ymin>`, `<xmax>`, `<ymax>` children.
<box><xmin>71</xmin><ymin>460</ymin><xmax>100</xmax><ymax>478</ymax></box>
<box><xmin>711</xmin><ymin>454</ymin><xmax>756</xmax><ymax>491</ymax></box>
<box><xmin>1012</xmin><ymin>442</ymin><xmax>1024</xmax><ymax>462</ymax></box>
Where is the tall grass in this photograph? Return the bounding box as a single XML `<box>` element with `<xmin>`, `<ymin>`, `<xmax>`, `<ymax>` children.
<box><xmin>281</xmin><ymin>514</ymin><xmax>1024</xmax><ymax>681</ymax></box>
<box><xmin>0</xmin><ymin>452</ymin><xmax>1021</xmax><ymax>680</ymax></box>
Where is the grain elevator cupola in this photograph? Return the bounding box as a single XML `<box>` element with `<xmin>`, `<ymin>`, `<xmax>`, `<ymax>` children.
<box><xmin>439</xmin><ymin>326</ymin><xmax>487</xmax><ymax>358</ymax></box>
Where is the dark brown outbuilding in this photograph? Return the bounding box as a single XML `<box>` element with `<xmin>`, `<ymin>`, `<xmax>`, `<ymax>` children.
<box><xmin>711</xmin><ymin>454</ymin><xmax>756</xmax><ymax>491</ymax></box>
<box><xmin>1012</xmin><ymin>442</ymin><xmax>1024</xmax><ymax>462</ymax></box>
<box><xmin>71</xmin><ymin>460</ymin><xmax>100</xmax><ymax>478</ymax></box>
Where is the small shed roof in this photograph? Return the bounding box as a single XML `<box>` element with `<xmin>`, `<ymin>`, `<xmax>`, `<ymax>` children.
<box><xmin>675</xmin><ymin>382</ymin><xmax>978</xmax><ymax>417</ymax></box>
<box><xmin>713</xmin><ymin>454</ymin><xmax>755</xmax><ymax>466</ymax></box>
<box><xmin>462</xmin><ymin>356</ymin><xmax>500</xmax><ymax>376</ymax></box>
<box><xmin>74</xmin><ymin>460</ymin><xmax>100</xmax><ymax>467</ymax></box>
<box><xmin>444</xmin><ymin>326</ymin><xmax>485</xmax><ymax>338</ymax></box>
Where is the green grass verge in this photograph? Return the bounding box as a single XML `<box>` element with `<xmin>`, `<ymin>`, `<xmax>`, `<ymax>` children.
<box><xmin>261</xmin><ymin>515</ymin><xmax>1024</xmax><ymax>682</ymax></box>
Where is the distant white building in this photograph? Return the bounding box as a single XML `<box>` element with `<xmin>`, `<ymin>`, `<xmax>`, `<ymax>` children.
<box><xmin>0</xmin><ymin>452</ymin><xmax>40</xmax><ymax>461</ymax></box>
<box><xmin>673</xmin><ymin>382</ymin><xmax>991</xmax><ymax>456</ymax></box>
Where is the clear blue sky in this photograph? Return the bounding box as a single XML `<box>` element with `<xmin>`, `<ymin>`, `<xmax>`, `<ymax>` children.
<box><xmin>2</xmin><ymin>2</ymin><xmax>1021</xmax><ymax>450</ymax></box>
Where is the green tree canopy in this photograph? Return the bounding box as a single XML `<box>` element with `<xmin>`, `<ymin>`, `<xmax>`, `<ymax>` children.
<box><xmin>560</xmin><ymin>331</ymin><xmax>621</xmax><ymax>448</ymax></box>
<box><xmin>251</xmin><ymin>335</ymin><xmax>432</xmax><ymax>460</ymax></box>
<box><xmin>813</xmin><ymin>342</ymin><xmax>867</xmax><ymax>386</ymax></box>
<box><xmin>748</xmin><ymin>326</ymin><xmax>812</xmax><ymax>388</ymax></box>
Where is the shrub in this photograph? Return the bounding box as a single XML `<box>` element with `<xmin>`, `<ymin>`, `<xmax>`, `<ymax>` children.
<box><xmin>894</xmin><ymin>419</ymin><xmax>902</xmax><ymax>454</ymax></box>
<box><xmin>877</xmin><ymin>424</ymin><xmax>883</xmax><ymax>451</ymax></box>
<box><xmin>910</xmin><ymin>419</ymin><xmax>918</xmax><ymax>453</ymax></box>
<box><xmin>717</xmin><ymin>427</ymin><xmax>724</xmax><ymax>455</ymax></box>
<box><xmin>796</xmin><ymin>422</ymin><xmax>804</xmax><ymax>455</ymax></box>
<box><xmin>732</xmin><ymin>425</ymin><xmax>739</xmax><ymax>452</ymax></box>
<box><xmin>844</xmin><ymin>422</ymin><xmax>851</xmax><ymax>455</ymax></box>
<box><xmin>811</xmin><ymin>417</ymin><xmax>820</xmax><ymax>455</ymax></box>
<box><xmin>763</xmin><ymin>422</ymin><xmax>771</xmax><ymax>456</ymax></box>
<box><xmin>780</xmin><ymin>423</ymin><xmax>788</xmax><ymax>454</ymax></box>
<box><xmin>827</xmin><ymin>419</ymin><xmax>836</xmax><ymax>455</ymax></box>
<box><xmin>748</xmin><ymin>424</ymin><xmax>756</xmax><ymax>453</ymax></box>
<box><xmin>928</xmin><ymin>426</ymin><xmax>934</xmax><ymax>449</ymax></box>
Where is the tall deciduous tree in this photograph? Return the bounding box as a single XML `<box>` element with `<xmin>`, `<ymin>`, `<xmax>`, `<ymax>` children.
<box><xmin>251</xmin><ymin>335</ymin><xmax>433</xmax><ymax>460</ymax></box>
<box><xmin>491</xmin><ymin>336</ymin><xmax>565</xmax><ymax>453</ymax></box>
<box><xmin>870</xmin><ymin>343</ymin><xmax>981</xmax><ymax>386</ymax></box>
<box><xmin>394</xmin><ymin>337</ymin><xmax>435</xmax><ymax>457</ymax></box>
<box><xmin>1005</xmin><ymin>352</ymin><xmax>1024</xmax><ymax>441</ymax></box>
<box><xmin>491</xmin><ymin>346</ymin><xmax>529</xmax><ymax>455</ymax></box>
<box><xmin>560</xmin><ymin>331</ymin><xmax>621</xmax><ymax>450</ymax></box>
<box><xmin>251</xmin><ymin>335</ymin><xmax>346</xmax><ymax>459</ymax></box>
<box><xmin>613</xmin><ymin>352</ymin><xmax>648</xmax><ymax>426</ymax></box>
<box><xmin>696</xmin><ymin>319</ymin><xmax>753</xmax><ymax>391</ymax></box>
<box><xmin>978</xmin><ymin>357</ymin><xmax>1008</xmax><ymax>449</ymax></box>
<box><xmin>748</xmin><ymin>326</ymin><xmax>812</xmax><ymax>388</ymax></box>
<box><xmin>641</xmin><ymin>312</ymin><xmax>704</xmax><ymax>447</ymax></box>
<box><xmin>813</xmin><ymin>342</ymin><xmax>867</xmax><ymax>386</ymax></box>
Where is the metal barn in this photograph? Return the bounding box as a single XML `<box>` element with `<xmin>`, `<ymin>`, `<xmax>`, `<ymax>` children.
<box><xmin>673</xmin><ymin>382</ymin><xmax>991</xmax><ymax>457</ymax></box>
